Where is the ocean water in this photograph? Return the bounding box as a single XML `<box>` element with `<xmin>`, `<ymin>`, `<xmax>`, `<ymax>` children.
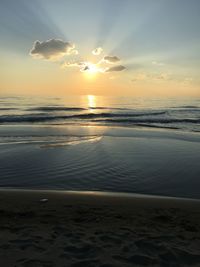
<box><xmin>0</xmin><ymin>95</ymin><xmax>200</xmax><ymax>132</ymax></box>
<box><xmin>0</xmin><ymin>95</ymin><xmax>200</xmax><ymax>198</ymax></box>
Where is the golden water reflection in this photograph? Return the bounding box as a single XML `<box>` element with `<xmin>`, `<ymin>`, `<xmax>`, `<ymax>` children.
<box><xmin>87</xmin><ymin>95</ymin><xmax>96</xmax><ymax>108</ymax></box>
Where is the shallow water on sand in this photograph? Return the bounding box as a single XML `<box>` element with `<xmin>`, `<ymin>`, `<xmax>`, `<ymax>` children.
<box><xmin>0</xmin><ymin>125</ymin><xmax>200</xmax><ymax>199</ymax></box>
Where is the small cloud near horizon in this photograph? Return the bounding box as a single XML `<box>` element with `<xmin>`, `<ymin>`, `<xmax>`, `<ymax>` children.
<box><xmin>131</xmin><ymin>72</ymin><xmax>170</xmax><ymax>82</ymax></box>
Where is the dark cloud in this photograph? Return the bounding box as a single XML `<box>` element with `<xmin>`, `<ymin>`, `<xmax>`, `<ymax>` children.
<box><xmin>81</xmin><ymin>65</ymin><xmax>90</xmax><ymax>72</ymax></box>
<box><xmin>105</xmin><ymin>65</ymin><xmax>126</xmax><ymax>72</ymax></box>
<box><xmin>103</xmin><ymin>56</ymin><xmax>120</xmax><ymax>63</ymax></box>
<box><xmin>30</xmin><ymin>39</ymin><xmax>78</xmax><ymax>60</ymax></box>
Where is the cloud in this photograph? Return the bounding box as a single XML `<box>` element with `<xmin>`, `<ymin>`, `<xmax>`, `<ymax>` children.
<box><xmin>62</xmin><ymin>61</ymin><xmax>91</xmax><ymax>70</ymax></box>
<box><xmin>30</xmin><ymin>39</ymin><xmax>78</xmax><ymax>60</ymax></box>
<box><xmin>154</xmin><ymin>73</ymin><xmax>169</xmax><ymax>80</ymax></box>
<box><xmin>92</xmin><ymin>47</ymin><xmax>103</xmax><ymax>55</ymax></box>
<box><xmin>103</xmin><ymin>56</ymin><xmax>120</xmax><ymax>63</ymax></box>
<box><xmin>61</xmin><ymin>61</ymin><xmax>84</xmax><ymax>68</ymax></box>
<box><xmin>152</xmin><ymin>61</ymin><xmax>164</xmax><ymax>66</ymax></box>
<box><xmin>181</xmin><ymin>78</ymin><xmax>193</xmax><ymax>86</ymax></box>
<box><xmin>35</xmin><ymin>41</ymin><xmax>127</xmax><ymax>75</ymax></box>
<box><xmin>70</xmin><ymin>49</ymin><xmax>79</xmax><ymax>55</ymax></box>
<box><xmin>105</xmin><ymin>65</ymin><xmax>126</xmax><ymax>72</ymax></box>
<box><xmin>62</xmin><ymin>58</ymin><xmax>126</xmax><ymax>74</ymax></box>
<box><xmin>80</xmin><ymin>62</ymin><xmax>105</xmax><ymax>73</ymax></box>
<box><xmin>131</xmin><ymin>72</ymin><xmax>169</xmax><ymax>82</ymax></box>
<box><xmin>131</xmin><ymin>73</ymin><xmax>147</xmax><ymax>81</ymax></box>
<box><xmin>62</xmin><ymin>60</ymin><xmax>106</xmax><ymax>73</ymax></box>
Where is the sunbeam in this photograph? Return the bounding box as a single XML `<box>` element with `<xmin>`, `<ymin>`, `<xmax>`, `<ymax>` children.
<box><xmin>0</xmin><ymin>0</ymin><xmax>199</xmax><ymax>96</ymax></box>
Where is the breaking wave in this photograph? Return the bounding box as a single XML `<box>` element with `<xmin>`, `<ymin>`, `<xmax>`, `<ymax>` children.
<box><xmin>0</xmin><ymin>97</ymin><xmax>200</xmax><ymax>132</ymax></box>
<box><xmin>0</xmin><ymin>111</ymin><xmax>167</xmax><ymax>123</ymax></box>
<box><xmin>28</xmin><ymin>106</ymin><xmax>87</xmax><ymax>112</ymax></box>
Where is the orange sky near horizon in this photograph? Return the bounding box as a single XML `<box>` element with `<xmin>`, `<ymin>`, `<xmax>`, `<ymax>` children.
<box><xmin>0</xmin><ymin>0</ymin><xmax>200</xmax><ymax>98</ymax></box>
<box><xmin>1</xmin><ymin>51</ymin><xmax>199</xmax><ymax>97</ymax></box>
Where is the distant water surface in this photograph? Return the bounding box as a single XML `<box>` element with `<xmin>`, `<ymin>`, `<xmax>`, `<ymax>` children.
<box><xmin>0</xmin><ymin>95</ymin><xmax>200</xmax><ymax>132</ymax></box>
<box><xmin>0</xmin><ymin>95</ymin><xmax>200</xmax><ymax>199</ymax></box>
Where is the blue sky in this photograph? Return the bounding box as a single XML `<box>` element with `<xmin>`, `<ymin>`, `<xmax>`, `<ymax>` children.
<box><xmin>1</xmin><ymin>0</ymin><xmax>199</xmax><ymax>55</ymax></box>
<box><xmin>0</xmin><ymin>0</ymin><xmax>200</xmax><ymax>96</ymax></box>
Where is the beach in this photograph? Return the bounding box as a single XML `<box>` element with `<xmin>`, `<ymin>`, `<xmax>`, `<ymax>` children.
<box><xmin>0</xmin><ymin>96</ymin><xmax>200</xmax><ymax>266</ymax></box>
<box><xmin>1</xmin><ymin>189</ymin><xmax>200</xmax><ymax>267</ymax></box>
<box><xmin>1</xmin><ymin>0</ymin><xmax>200</xmax><ymax>264</ymax></box>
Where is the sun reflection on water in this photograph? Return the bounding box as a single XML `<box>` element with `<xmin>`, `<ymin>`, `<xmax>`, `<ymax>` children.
<box><xmin>87</xmin><ymin>95</ymin><xmax>96</xmax><ymax>108</ymax></box>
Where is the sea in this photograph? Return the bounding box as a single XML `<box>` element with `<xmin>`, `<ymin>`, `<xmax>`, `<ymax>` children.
<box><xmin>0</xmin><ymin>95</ymin><xmax>200</xmax><ymax>199</ymax></box>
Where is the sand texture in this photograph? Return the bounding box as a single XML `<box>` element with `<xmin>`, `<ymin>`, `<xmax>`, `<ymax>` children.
<box><xmin>0</xmin><ymin>190</ymin><xmax>200</xmax><ymax>267</ymax></box>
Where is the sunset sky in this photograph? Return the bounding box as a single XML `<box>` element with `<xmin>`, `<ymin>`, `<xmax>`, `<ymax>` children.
<box><xmin>0</xmin><ymin>0</ymin><xmax>200</xmax><ymax>96</ymax></box>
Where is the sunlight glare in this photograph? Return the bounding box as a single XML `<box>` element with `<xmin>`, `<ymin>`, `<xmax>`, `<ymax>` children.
<box><xmin>82</xmin><ymin>63</ymin><xmax>101</xmax><ymax>80</ymax></box>
<box><xmin>87</xmin><ymin>95</ymin><xmax>96</xmax><ymax>108</ymax></box>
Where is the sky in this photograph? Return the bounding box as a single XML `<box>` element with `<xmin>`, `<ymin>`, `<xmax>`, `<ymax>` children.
<box><xmin>0</xmin><ymin>0</ymin><xmax>200</xmax><ymax>97</ymax></box>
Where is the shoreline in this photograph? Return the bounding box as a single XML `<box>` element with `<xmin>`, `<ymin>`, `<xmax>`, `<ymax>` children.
<box><xmin>1</xmin><ymin>189</ymin><xmax>200</xmax><ymax>266</ymax></box>
<box><xmin>1</xmin><ymin>188</ymin><xmax>200</xmax><ymax>202</ymax></box>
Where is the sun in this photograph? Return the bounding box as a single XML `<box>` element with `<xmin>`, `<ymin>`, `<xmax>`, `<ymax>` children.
<box><xmin>81</xmin><ymin>62</ymin><xmax>101</xmax><ymax>79</ymax></box>
<box><xmin>86</xmin><ymin>63</ymin><xmax>99</xmax><ymax>74</ymax></box>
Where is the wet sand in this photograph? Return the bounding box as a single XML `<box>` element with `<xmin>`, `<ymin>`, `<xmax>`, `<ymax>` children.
<box><xmin>0</xmin><ymin>189</ymin><xmax>200</xmax><ymax>266</ymax></box>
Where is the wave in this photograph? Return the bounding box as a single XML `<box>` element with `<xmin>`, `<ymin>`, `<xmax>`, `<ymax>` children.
<box><xmin>0</xmin><ymin>108</ymin><xmax>18</xmax><ymax>110</ymax></box>
<box><xmin>0</xmin><ymin>116</ymin><xmax>200</xmax><ymax>126</ymax></box>
<box><xmin>0</xmin><ymin>97</ymin><xmax>22</xmax><ymax>99</ymax></box>
<box><xmin>0</xmin><ymin>111</ymin><xmax>167</xmax><ymax>123</ymax></box>
<box><xmin>95</xmin><ymin>118</ymin><xmax>200</xmax><ymax>124</ymax></box>
<box><xmin>28</xmin><ymin>106</ymin><xmax>86</xmax><ymax>112</ymax></box>
<box><xmin>132</xmin><ymin>124</ymin><xmax>180</xmax><ymax>130</ymax></box>
<box><xmin>171</xmin><ymin>105</ymin><xmax>200</xmax><ymax>109</ymax></box>
<box><xmin>89</xmin><ymin>107</ymin><xmax>130</xmax><ymax>110</ymax></box>
<box><xmin>29</xmin><ymin>106</ymin><xmax>136</xmax><ymax>112</ymax></box>
<box><xmin>69</xmin><ymin>111</ymin><xmax>166</xmax><ymax>119</ymax></box>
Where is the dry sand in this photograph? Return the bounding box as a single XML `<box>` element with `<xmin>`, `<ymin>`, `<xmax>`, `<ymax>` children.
<box><xmin>0</xmin><ymin>189</ymin><xmax>200</xmax><ymax>267</ymax></box>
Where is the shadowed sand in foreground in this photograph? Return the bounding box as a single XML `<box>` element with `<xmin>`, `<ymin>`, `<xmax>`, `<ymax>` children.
<box><xmin>1</xmin><ymin>190</ymin><xmax>200</xmax><ymax>267</ymax></box>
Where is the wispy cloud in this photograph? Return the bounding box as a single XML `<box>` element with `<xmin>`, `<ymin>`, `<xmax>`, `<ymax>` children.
<box><xmin>131</xmin><ymin>72</ymin><xmax>169</xmax><ymax>82</ymax></box>
<box><xmin>61</xmin><ymin>61</ymin><xmax>83</xmax><ymax>68</ymax></box>
<box><xmin>131</xmin><ymin>72</ymin><xmax>194</xmax><ymax>85</ymax></box>
<box><xmin>152</xmin><ymin>61</ymin><xmax>165</xmax><ymax>66</ymax></box>
<box><xmin>92</xmin><ymin>47</ymin><xmax>103</xmax><ymax>55</ymax></box>
<box><xmin>62</xmin><ymin>61</ymin><xmax>104</xmax><ymax>73</ymax></box>
<box><xmin>30</xmin><ymin>39</ymin><xmax>78</xmax><ymax>60</ymax></box>
<box><xmin>62</xmin><ymin>60</ymin><xmax>126</xmax><ymax>73</ymax></box>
